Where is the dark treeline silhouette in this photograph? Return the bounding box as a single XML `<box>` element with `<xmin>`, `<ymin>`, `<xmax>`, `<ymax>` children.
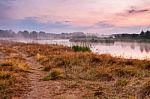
<box><xmin>0</xmin><ymin>29</ymin><xmax>86</xmax><ymax>40</ymax></box>
<box><xmin>0</xmin><ymin>29</ymin><xmax>149</xmax><ymax>42</ymax></box>
<box><xmin>0</xmin><ymin>30</ymin><xmax>16</xmax><ymax>38</ymax></box>
<box><xmin>114</xmin><ymin>30</ymin><xmax>150</xmax><ymax>40</ymax></box>
<box><xmin>140</xmin><ymin>30</ymin><xmax>150</xmax><ymax>39</ymax></box>
<box><xmin>18</xmin><ymin>30</ymin><xmax>39</xmax><ymax>39</ymax></box>
<box><xmin>0</xmin><ymin>30</ymin><xmax>39</xmax><ymax>39</ymax></box>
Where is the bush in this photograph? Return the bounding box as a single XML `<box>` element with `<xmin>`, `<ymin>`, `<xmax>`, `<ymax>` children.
<box><xmin>143</xmin><ymin>62</ymin><xmax>150</xmax><ymax>70</ymax></box>
<box><xmin>72</xmin><ymin>45</ymin><xmax>91</xmax><ymax>52</ymax></box>
<box><xmin>0</xmin><ymin>63</ymin><xmax>12</xmax><ymax>67</ymax></box>
<box><xmin>138</xmin><ymin>80</ymin><xmax>150</xmax><ymax>98</ymax></box>
<box><xmin>42</xmin><ymin>68</ymin><xmax>62</xmax><ymax>81</ymax></box>
<box><xmin>115</xmin><ymin>78</ymin><xmax>128</xmax><ymax>87</ymax></box>
<box><xmin>35</xmin><ymin>53</ymin><xmax>45</xmax><ymax>61</ymax></box>
<box><xmin>0</xmin><ymin>72</ymin><xmax>11</xmax><ymax>80</ymax></box>
<box><xmin>43</xmin><ymin>65</ymin><xmax>52</xmax><ymax>71</ymax></box>
<box><xmin>125</xmin><ymin>60</ymin><xmax>134</xmax><ymax>65</ymax></box>
<box><xmin>112</xmin><ymin>67</ymin><xmax>138</xmax><ymax>78</ymax></box>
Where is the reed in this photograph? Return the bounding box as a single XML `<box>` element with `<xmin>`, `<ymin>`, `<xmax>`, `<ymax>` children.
<box><xmin>72</xmin><ymin>45</ymin><xmax>91</xmax><ymax>52</ymax></box>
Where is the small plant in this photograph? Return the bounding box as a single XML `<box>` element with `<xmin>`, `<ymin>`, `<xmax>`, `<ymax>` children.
<box><xmin>125</xmin><ymin>60</ymin><xmax>134</xmax><ymax>65</ymax></box>
<box><xmin>115</xmin><ymin>78</ymin><xmax>128</xmax><ymax>87</ymax></box>
<box><xmin>72</xmin><ymin>45</ymin><xmax>91</xmax><ymax>52</ymax></box>
<box><xmin>112</xmin><ymin>67</ymin><xmax>138</xmax><ymax>78</ymax></box>
<box><xmin>35</xmin><ymin>53</ymin><xmax>45</xmax><ymax>61</ymax></box>
<box><xmin>0</xmin><ymin>62</ymin><xmax>12</xmax><ymax>67</ymax></box>
<box><xmin>143</xmin><ymin>62</ymin><xmax>150</xmax><ymax>70</ymax></box>
<box><xmin>138</xmin><ymin>80</ymin><xmax>150</xmax><ymax>98</ymax></box>
<box><xmin>93</xmin><ymin>67</ymin><xmax>114</xmax><ymax>81</ymax></box>
<box><xmin>42</xmin><ymin>68</ymin><xmax>62</xmax><ymax>81</ymax></box>
<box><xmin>95</xmin><ymin>73</ymin><xmax>114</xmax><ymax>81</ymax></box>
<box><xmin>17</xmin><ymin>62</ymin><xmax>29</xmax><ymax>72</ymax></box>
<box><xmin>0</xmin><ymin>72</ymin><xmax>11</xmax><ymax>80</ymax></box>
<box><xmin>43</xmin><ymin>65</ymin><xmax>52</xmax><ymax>71</ymax></box>
<box><xmin>5</xmin><ymin>58</ymin><xmax>29</xmax><ymax>72</ymax></box>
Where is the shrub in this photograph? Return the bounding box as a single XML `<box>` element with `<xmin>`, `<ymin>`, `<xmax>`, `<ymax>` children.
<box><xmin>5</xmin><ymin>58</ymin><xmax>29</xmax><ymax>72</ymax></box>
<box><xmin>0</xmin><ymin>72</ymin><xmax>11</xmax><ymax>80</ymax></box>
<box><xmin>43</xmin><ymin>65</ymin><xmax>52</xmax><ymax>71</ymax></box>
<box><xmin>112</xmin><ymin>67</ymin><xmax>138</xmax><ymax>78</ymax></box>
<box><xmin>143</xmin><ymin>62</ymin><xmax>150</xmax><ymax>70</ymax></box>
<box><xmin>108</xmin><ymin>59</ymin><xmax>116</xmax><ymax>65</ymax></box>
<box><xmin>72</xmin><ymin>45</ymin><xmax>91</xmax><ymax>52</ymax></box>
<box><xmin>0</xmin><ymin>63</ymin><xmax>12</xmax><ymax>67</ymax></box>
<box><xmin>94</xmin><ymin>67</ymin><xmax>114</xmax><ymax>81</ymax></box>
<box><xmin>17</xmin><ymin>62</ymin><xmax>29</xmax><ymax>72</ymax></box>
<box><xmin>35</xmin><ymin>53</ymin><xmax>45</xmax><ymax>61</ymax></box>
<box><xmin>90</xmin><ymin>56</ymin><xmax>102</xmax><ymax>63</ymax></box>
<box><xmin>95</xmin><ymin>73</ymin><xmax>114</xmax><ymax>81</ymax></box>
<box><xmin>115</xmin><ymin>78</ymin><xmax>128</xmax><ymax>87</ymax></box>
<box><xmin>138</xmin><ymin>80</ymin><xmax>150</xmax><ymax>98</ymax></box>
<box><xmin>42</xmin><ymin>68</ymin><xmax>62</xmax><ymax>81</ymax></box>
<box><xmin>125</xmin><ymin>60</ymin><xmax>134</xmax><ymax>65</ymax></box>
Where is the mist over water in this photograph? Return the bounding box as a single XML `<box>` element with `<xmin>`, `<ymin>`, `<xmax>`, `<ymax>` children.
<box><xmin>7</xmin><ymin>38</ymin><xmax>150</xmax><ymax>60</ymax></box>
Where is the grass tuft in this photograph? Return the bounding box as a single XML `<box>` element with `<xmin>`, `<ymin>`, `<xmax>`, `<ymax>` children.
<box><xmin>0</xmin><ymin>63</ymin><xmax>12</xmax><ymax>67</ymax></box>
<box><xmin>72</xmin><ymin>45</ymin><xmax>91</xmax><ymax>52</ymax></box>
<box><xmin>0</xmin><ymin>72</ymin><xmax>11</xmax><ymax>80</ymax></box>
<box><xmin>115</xmin><ymin>78</ymin><xmax>128</xmax><ymax>87</ymax></box>
<box><xmin>139</xmin><ymin>80</ymin><xmax>150</xmax><ymax>98</ymax></box>
<box><xmin>42</xmin><ymin>68</ymin><xmax>62</xmax><ymax>81</ymax></box>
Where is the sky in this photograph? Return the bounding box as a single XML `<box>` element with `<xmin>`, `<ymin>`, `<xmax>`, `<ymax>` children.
<box><xmin>0</xmin><ymin>0</ymin><xmax>150</xmax><ymax>34</ymax></box>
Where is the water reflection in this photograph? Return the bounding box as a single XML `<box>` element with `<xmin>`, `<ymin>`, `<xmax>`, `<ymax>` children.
<box><xmin>91</xmin><ymin>42</ymin><xmax>150</xmax><ymax>60</ymax></box>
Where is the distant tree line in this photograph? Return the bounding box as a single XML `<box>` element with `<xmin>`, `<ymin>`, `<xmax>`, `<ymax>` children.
<box><xmin>114</xmin><ymin>30</ymin><xmax>150</xmax><ymax>40</ymax></box>
<box><xmin>18</xmin><ymin>30</ymin><xmax>39</xmax><ymax>39</ymax></box>
<box><xmin>0</xmin><ymin>29</ymin><xmax>86</xmax><ymax>39</ymax></box>
<box><xmin>140</xmin><ymin>30</ymin><xmax>150</xmax><ymax>39</ymax></box>
<box><xmin>0</xmin><ymin>29</ymin><xmax>55</xmax><ymax>39</ymax></box>
<box><xmin>0</xmin><ymin>30</ymin><xmax>15</xmax><ymax>38</ymax></box>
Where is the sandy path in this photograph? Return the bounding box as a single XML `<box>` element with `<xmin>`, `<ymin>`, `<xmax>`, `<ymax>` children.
<box><xmin>19</xmin><ymin>53</ymin><xmax>93</xmax><ymax>99</ymax></box>
<box><xmin>21</xmin><ymin>54</ymin><xmax>63</xmax><ymax>99</ymax></box>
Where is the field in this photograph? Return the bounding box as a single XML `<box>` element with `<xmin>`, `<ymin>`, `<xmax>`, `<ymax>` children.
<box><xmin>0</xmin><ymin>40</ymin><xmax>150</xmax><ymax>99</ymax></box>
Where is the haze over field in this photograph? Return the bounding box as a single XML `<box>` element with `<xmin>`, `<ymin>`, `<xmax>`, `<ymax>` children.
<box><xmin>0</xmin><ymin>0</ymin><xmax>150</xmax><ymax>34</ymax></box>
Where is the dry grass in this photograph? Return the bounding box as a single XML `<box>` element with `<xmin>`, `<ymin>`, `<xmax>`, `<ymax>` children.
<box><xmin>137</xmin><ymin>80</ymin><xmax>150</xmax><ymax>99</ymax></box>
<box><xmin>42</xmin><ymin>68</ymin><xmax>63</xmax><ymax>81</ymax></box>
<box><xmin>0</xmin><ymin>41</ymin><xmax>150</xmax><ymax>98</ymax></box>
<box><xmin>13</xmin><ymin>42</ymin><xmax>150</xmax><ymax>98</ymax></box>
<box><xmin>0</xmin><ymin>42</ymin><xmax>29</xmax><ymax>98</ymax></box>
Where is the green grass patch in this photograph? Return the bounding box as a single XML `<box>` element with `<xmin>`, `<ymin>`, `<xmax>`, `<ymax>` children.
<box><xmin>72</xmin><ymin>45</ymin><xmax>91</xmax><ymax>52</ymax></box>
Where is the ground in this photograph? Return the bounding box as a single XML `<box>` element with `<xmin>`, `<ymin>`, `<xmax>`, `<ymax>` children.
<box><xmin>0</xmin><ymin>40</ymin><xmax>150</xmax><ymax>99</ymax></box>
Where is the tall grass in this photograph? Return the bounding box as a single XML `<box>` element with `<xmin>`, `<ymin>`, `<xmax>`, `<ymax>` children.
<box><xmin>72</xmin><ymin>45</ymin><xmax>91</xmax><ymax>52</ymax></box>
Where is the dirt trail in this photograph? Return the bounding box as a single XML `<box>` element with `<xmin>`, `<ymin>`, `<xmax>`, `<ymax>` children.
<box><xmin>20</xmin><ymin>53</ymin><xmax>93</xmax><ymax>99</ymax></box>
<box><xmin>21</xmin><ymin>54</ymin><xmax>63</xmax><ymax>99</ymax></box>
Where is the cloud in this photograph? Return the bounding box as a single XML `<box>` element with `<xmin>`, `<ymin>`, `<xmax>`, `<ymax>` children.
<box><xmin>117</xmin><ymin>7</ymin><xmax>150</xmax><ymax>16</ymax></box>
<box><xmin>95</xmin><ymin>21</ymin><xmax>115</xmax><ymax>28</ymax></box>
<box><xmin>128</xmin><ymin>9</ymin><xmax>149</xmax><ymax>14</ymax></box>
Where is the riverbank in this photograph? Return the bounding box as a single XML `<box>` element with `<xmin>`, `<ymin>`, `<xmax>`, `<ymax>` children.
<box><xmin>0</xmin><ymin>41</ymin><xmax>150</xmax><ymax>98</ymax></box>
